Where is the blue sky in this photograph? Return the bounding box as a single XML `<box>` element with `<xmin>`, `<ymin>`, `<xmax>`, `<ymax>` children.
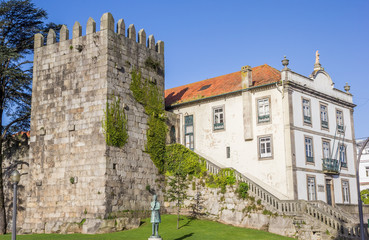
<box><xmin>20</xmin><ymin>0</ymin><xmax>369</xmax><ymax>138</ymax></box>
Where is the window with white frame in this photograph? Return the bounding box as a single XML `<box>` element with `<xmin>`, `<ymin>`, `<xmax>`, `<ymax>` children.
<box><xmin>323</xmin><ymin>141</ymin><xmax>330</xmax><ymax>159</ymax></box>
<box><xmin>342</xmin><ymin>180</ymin><xmax>350</xmax><ymax>204</ymax></box>
<box><xmin>366</xmin><ymin>167</ymin><xmax>369</xmax><ymax>177</ymax></box>
<box><xmin>184</xmin><ymin>115</ymin><xmax>194</xmax><ymax>150</ymax></box>
<box><xmin>213</xmin><ymin>106</ymin><xmax>224</xmax><ymax>130</ymax></box>
<box><xmin>307</xmin><ymin>176</ymin><xmax>316</xmax><ymax>201</ymax></box>
<box><xmin>259</xmin><ymin>136</ymin><xmax>272</xmax><ymax>158</ymax></box>
<box><xmin>339</xmin><ymin>144</ymin><xmax>347</xmax><ymax>168</ymax></box>
<box><xmin>303</xmin><ymin>99</ymin><xmax>311</xmax><ymax>124</ymax></box>
<box><xmin>336</xmin><ymin>110</ymin><xmax>344</xmax><ymax>132</ymax></box>
<box><xmin>305</xmin><ymin>137</ymin><xmax>314</xmax><ymax>163</ymax></box>
<box><xmin>320</xmin><ymin>104</ymin><xmax>329</xmax><ymax>129</ymax></box>
<box><xmin>258</xmin><ymin>98</ymin><xmax>270</xmax><ymax>123</ymax></box>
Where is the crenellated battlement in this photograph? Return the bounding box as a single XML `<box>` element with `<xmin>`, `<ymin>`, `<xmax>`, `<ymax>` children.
<box><xmin>25</xmin><ymin>11</ymin><xmax>165</xmax><ymax>234</ymax></box>
<box><xmin>34</xmin><ymin>12</ymin><xmax>164</xmax><ymax>54</ymax></box>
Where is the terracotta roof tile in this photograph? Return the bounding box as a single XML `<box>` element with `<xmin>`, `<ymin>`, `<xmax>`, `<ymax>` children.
<box><xmin>165</xmin><ymin>64</ymin><xmax>281</xmax><ymax>107</ymax></box>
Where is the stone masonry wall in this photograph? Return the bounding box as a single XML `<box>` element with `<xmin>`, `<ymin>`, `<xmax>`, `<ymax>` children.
<box><xmin>104</xmin><ymin>17</ymin><xmax>165</xmax><ymax>214</ymax></box>
<box><xmin>22</xmin><ymin>13</ymin><xmax>165</xmax><ymax>233</ymax></box>
<box><xmin>164</xmin><ymin>178</ymin><xmax>298</xmax><ymax>238</ymax></box>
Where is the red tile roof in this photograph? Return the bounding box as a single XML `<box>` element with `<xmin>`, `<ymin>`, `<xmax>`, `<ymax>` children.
<box><xmin>165</xmin><ymin>64</ymin><xmax>281</xmax><ymax>107</ymax></box>
<box><xmin>13</xmin><ymin>131</ymin><xmax>30</xmax><ymax>138</ymax></box>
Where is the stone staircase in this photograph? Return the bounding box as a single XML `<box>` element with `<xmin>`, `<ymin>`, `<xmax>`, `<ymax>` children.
<box><xmin>204</xmin><ymin>158</ymin><xmax>368</xmax><ymax>239</ymax></box>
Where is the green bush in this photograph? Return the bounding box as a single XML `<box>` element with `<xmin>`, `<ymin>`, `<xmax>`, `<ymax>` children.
<box><xmin>102</xmin><ymin>96</ymin><xmax>128</xmax><ymax>148</ymax></box>
<box><xmin>165</xmin><ymin>143</ymin><xmax>207</xmax><ymax>177</ymax></box>
<box><xmin>205</xmin><ymin>168</ymin><xmax>236</xmax><ymax>192</ymax></box>
<box><xmin>361</xmin><ymin>189</ymin><xmax>369</xmax><ymax>204</ymax></box>
<box><xmin>236</xmin><ymin>182</ymin><xmax>249</xmax><ymax>199</ymax></box>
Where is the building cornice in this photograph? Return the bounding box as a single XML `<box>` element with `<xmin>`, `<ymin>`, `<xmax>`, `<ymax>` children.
<box><xmin>285</xmin><ymin>81</ymin><xmax>356</xmax><ymax>109</ymax></box>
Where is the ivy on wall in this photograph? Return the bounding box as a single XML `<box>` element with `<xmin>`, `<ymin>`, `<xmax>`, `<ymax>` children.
<box><xmin>130</xmin><ymin>68</ymin><xmax>167</xmax><ymax>173</ymax></box>
<box><xmin>102</xmin><ymin>96</ymin><xmax>128</xmax><ymax>148</ymax></box>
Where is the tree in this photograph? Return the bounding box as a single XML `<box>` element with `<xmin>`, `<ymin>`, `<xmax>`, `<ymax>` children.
<box><xmin>166</xmin><ymin>165</ymin><xmax>188</xmax><ymax>229</ymax></box>
<box><xmin>361</xmin><ymin>189</ymin><xmax>369</xmax><ymax>204</ymax></box>
<box><xmin>0</xmin><ymin>0</ymin><xmax>60</xmax><ymax>234</ymax></box>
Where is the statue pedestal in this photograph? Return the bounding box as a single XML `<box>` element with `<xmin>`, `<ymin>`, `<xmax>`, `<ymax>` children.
<box><xmin>148</xmin><ymin>237</ymin><xmax>162</xmax><ymax>240</ymax></box>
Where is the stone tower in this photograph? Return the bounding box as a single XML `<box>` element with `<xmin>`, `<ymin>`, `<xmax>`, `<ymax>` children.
<box><xmin>23</xmin><ymin>13</ymin><xmax>165</xmax><ymax>233</ymax></box>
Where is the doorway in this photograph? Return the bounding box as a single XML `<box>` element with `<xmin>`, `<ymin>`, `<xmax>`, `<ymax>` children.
<box><xmin>325</xmin><ymin>179</ymin><xmax>334</xmax><ymax>206</ymax></box>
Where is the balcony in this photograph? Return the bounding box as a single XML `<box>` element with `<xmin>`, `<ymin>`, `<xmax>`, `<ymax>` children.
<box><xmin>322</xmin><ymin>158</ymin><xmax>340</xmax><ymax>174</ymax></box>
<box><xmin>258</xmin><ymin>114</ymin><xmax>270</xmax><ymax>123</ymax></box>
<box><xmin>321</xmin><ymin>120</ymin><xmax>328</xmax><ymax>129</ymax></box>
<box><xmin>214</xmin><ymin>122</ymin><xmax>224</xmax><ymax>130</ymax></box>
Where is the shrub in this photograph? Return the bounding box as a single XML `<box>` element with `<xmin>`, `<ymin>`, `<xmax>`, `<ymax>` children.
<box><xmin>165</xmin><ymin>143</ymin><xmax>207</xmax><ymax>177</ymax></box>
<box><xmin>236</xmin><ymin>182</ymin><xmax>249</xmax><ymax>199</ymax></box>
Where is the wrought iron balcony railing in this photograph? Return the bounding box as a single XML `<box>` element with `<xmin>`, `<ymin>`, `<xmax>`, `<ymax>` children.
<box><xmin>306</xmin><ymin>156</ymin><xmax>314</xmax><ymax>163</ymax></box>
<box><xmin>304</xmin><ymin>115</ymin><xmax>311</xmax><ymax>124</ymax></box>
<box><xmin>321</xmin><ymin>120</ymin><xmax>328</xmax><ymax>129</ymax></box>
<box><xmin>337</xmin><ymin>124</ymin><xmax>344</xmax><ymax>132</ymax></box>
<box><xmin>214</xmin><ymin>122</ymin><xmax>224</xmax><ymax>130</ymax></box>
<box><xmin>322</xmin><ymin>158</ymin><xmax>340</xmax><ymax>174</ymax></box>
<box><xmin>258</xmin><ymin>114</ymin><xmax>270</xmax><ymax>123</ymax></box>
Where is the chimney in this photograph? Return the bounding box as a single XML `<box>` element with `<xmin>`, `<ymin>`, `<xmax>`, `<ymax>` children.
<box><xmin>241</xmin><ymin>65</ymin><xmax>252</xmax><ymax>88</ymax></box>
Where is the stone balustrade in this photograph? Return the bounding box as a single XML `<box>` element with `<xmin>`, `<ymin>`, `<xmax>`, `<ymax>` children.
<box><xmin>204</xmin><ymin>156</ymin><xmax>368</xmax><ymax>239</ymax></box>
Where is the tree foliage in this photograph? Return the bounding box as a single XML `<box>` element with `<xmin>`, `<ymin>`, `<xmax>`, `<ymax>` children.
<box><xmin>0</xmin><ymin>0</ymin><xmax>61</xmax><ymax>234</ymax></box>
<box><xmin>165</xmin><ymin>143</ymin><xmax>207</xmax><ymax>177</ymax></box>
<box><xmin>361</xmin><ymin>189</ymin><xmax>369</xmax><ymax>204</ymax></box>
<box><xmin>166</xmin><ymin>165</ymin><xmax>188</xmax><ymax>229</ymax></box>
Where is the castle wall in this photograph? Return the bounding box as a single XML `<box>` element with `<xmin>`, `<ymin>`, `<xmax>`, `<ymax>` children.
<box><xmin>104</xmin><ymin>19</ymin><xmax>165</xmax><ymax>213</ymax></box>
<box><xmin>22</xmin><ymin>13</ymin><xmax>165</xmax><ymax>233</ymax></box>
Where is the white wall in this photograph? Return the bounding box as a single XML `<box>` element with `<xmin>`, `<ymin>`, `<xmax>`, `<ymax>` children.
<box><xmin>291</xmin><ymin>72</ymin><xmax>358</xmax><ymax>204</ymax></box>
<box><xmin>358</xmin><ymin>138</ymin><xmax>369</xmax><ymax>191</ymax></box>
<box><xmin>173</xmin><ymin>87</ymin><xmax>292</xmax><ymax>199</ymax></box>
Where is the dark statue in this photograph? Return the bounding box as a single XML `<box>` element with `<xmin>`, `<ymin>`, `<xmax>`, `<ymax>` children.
<box><xmin>150</xmin><ymin>194</ymin><xmax>161</xmax><ymax>238</ymax></box>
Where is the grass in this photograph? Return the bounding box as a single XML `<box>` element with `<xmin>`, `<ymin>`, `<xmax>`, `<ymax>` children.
<box><xmin>0</xmin><ymin>215</ymin><xmax>293</xmax><ymax>240</ymax></box>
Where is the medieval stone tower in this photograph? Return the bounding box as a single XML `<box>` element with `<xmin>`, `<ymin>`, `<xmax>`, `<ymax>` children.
<box><xmin>23</xmin><ymin>13</ymin><xmax>165</xmax><ymax>233</ymax></box>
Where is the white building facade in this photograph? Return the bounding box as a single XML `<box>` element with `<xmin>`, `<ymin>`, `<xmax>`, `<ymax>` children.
<box><xmin>165</xmin><ymin>56</ymin><xmax>358</xmax><ymax>205</ymax></box>
<box><xmin>357</xmin><ymin>138</ymin><xmax>369</xmax><ymax>191</ymax></box>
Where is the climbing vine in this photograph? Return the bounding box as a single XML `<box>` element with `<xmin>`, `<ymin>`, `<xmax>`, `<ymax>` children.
<box><xmin>102</xmin><ymin>95</ymin><xmax>128</xmax><ymax>148</ymax></box>
<box><xmin>130</xmin><ymin>69</ymin><xmax>167</xmax><ymax>173</ymax></box>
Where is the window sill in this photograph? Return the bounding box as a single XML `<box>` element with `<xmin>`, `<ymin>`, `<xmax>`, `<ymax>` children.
<box><xmin>259</xmin><ymin>156</ymin><xmax>273</xmax><ymax>160</ymax></box>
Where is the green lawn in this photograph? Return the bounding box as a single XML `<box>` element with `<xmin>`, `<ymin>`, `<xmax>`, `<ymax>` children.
<box><xmin>0</xmin><ymin>215</ymin><xmax>293</xmax><ymax>240</ymax></box>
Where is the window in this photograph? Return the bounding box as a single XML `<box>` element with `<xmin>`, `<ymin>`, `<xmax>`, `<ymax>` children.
<box><xmin>305</xmin><ymin>137</ymin><xmax>314</xmax><ymax>163</ymax></box>
<box><xmin>366</xmin><ymin>167</ymin><xmax>369</xmax><ymax>177</ymax></box>
<box><xmin>226</xmin><ymin>146</ymin><xmax>230</xmax><ymax>158</ymax></box>
<box><xmin>184</xmin><ymin>115</ymin><xmax>194</xmax><ymax>150</ymax></box>
<box><xmin>342</xmin><ymin>180</ymin><xmax>350</xmax><ymax>204</ymax></box>
<box><xmin>320</xmin><ymin>104</ymin><xmax>328</xmax><ymax>129</ymax></box>
<box><xmin>307</xmin><ymin>176</ymin><xmax>317</xmax><ymax>201</ymax></box>
<box><xmin>336</xmin><ymin>110</ymin><xmax>344</xmax><ymax>132</ymax></box>
<box><xmin>259</xmin><ymin>136</ymin><xmax>272</xmax><ymax>158</ymax></box>
<box><xmin>258</xmin><ymin>98</ymin><xmax>270</xmax><ymax>123</ymax></box>
<box><xmin>303</xmin><ymin>99</ymin><xmax>311</xmax><ymax>124</ymax></box>
<box><xmin>339</xmin><ymin>144</ymin><xmax>347</xmax><ymax>168</ymax></box>
<box><xmin>322</xmin><ymin>141</ymin><xmax>330</xmax><ymax>159</ymax></box>
<box><xmin>213</xmin><ymin>106</ymin><xmax>224</xmax><ymax>130</ymax></box>
<box><xmin>170</xmin><ymin>126</ymin><xmax>176</xmax><ymax>144</ymax></box>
